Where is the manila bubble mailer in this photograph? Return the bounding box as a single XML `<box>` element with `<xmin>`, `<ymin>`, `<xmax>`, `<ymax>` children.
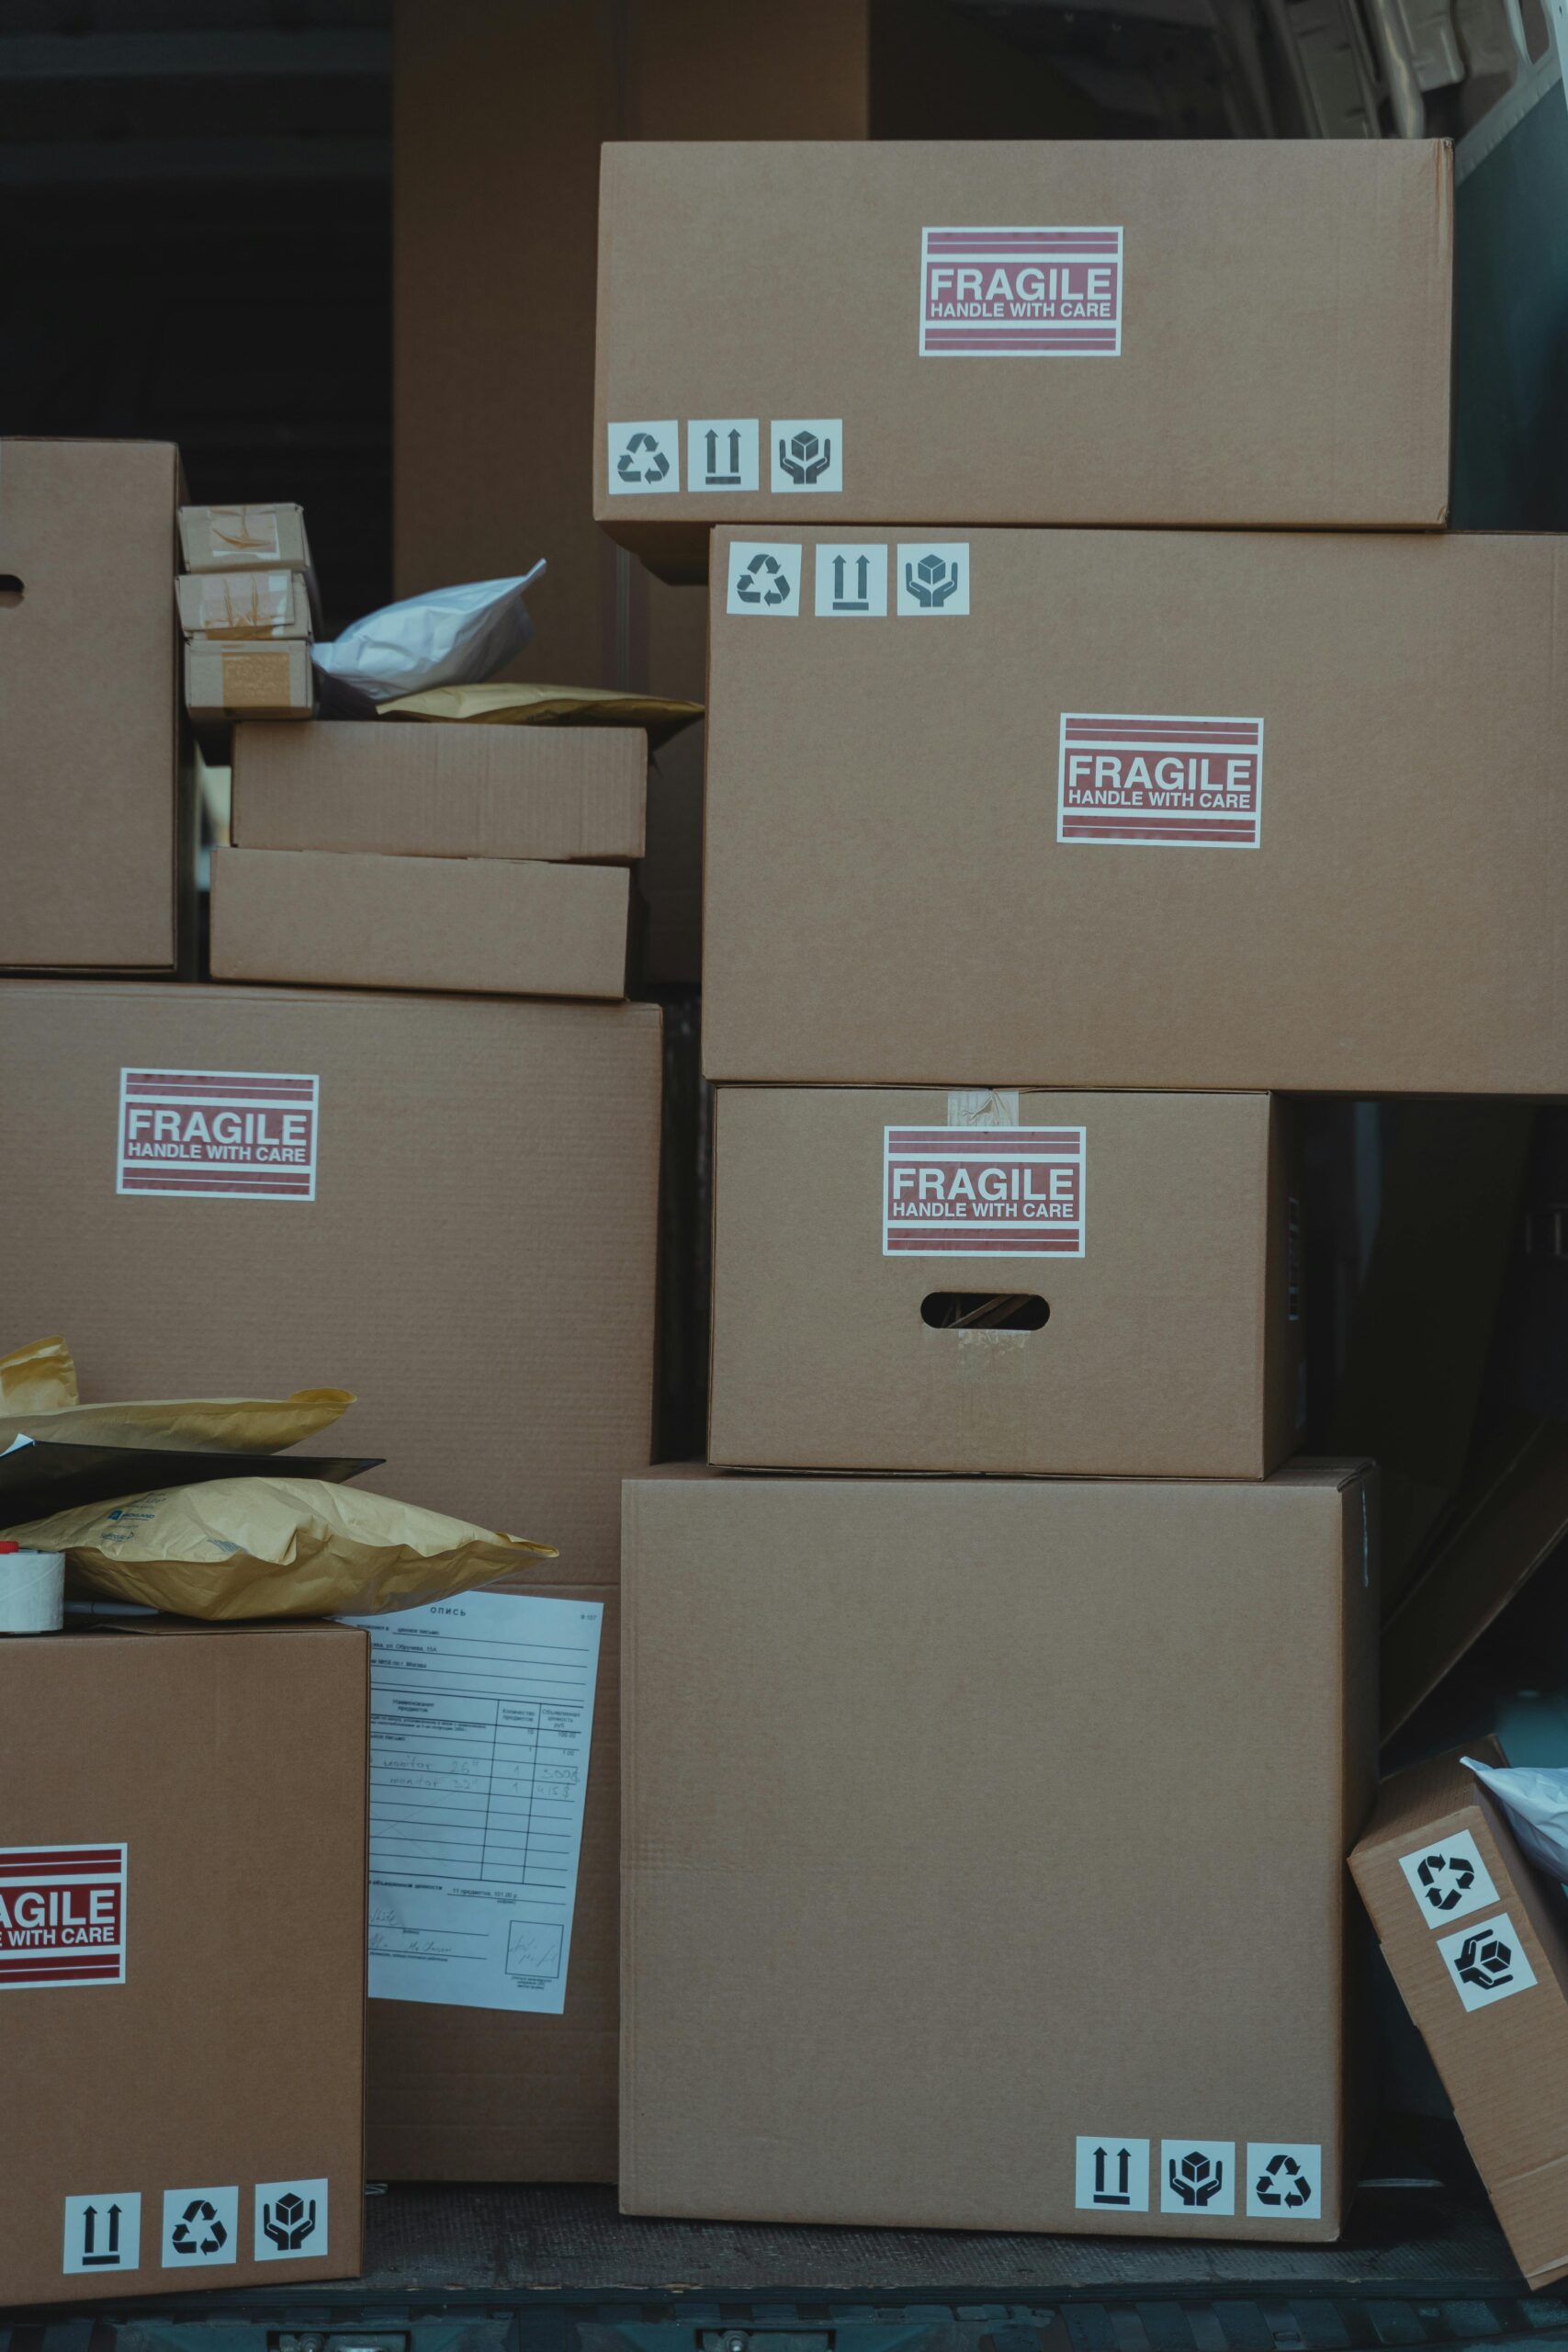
<box><xmin>0</xmin><ymin>1333</ymin><xmax>354</xmax><ymax>1454</ymax></box>
<box><xmin>6</xmin><ymin>1476</ymin><xmax>557</xmax><ymax>1621</ymax></box>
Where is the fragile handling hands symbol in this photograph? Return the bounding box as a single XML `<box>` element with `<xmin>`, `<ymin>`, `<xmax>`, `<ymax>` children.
<box><xmin>172</xmin><ymin>2198</ymin><xmax>227</xmax><ymax>2257</ymax></box>
<box><xmin>904</xmin><ymin>551</ymin><xmax>961</xmax><ymax>607</ymax></box>
<box><xmin>262</xmin><ymin>2190</ymin><xmax>318</xmax><ymax>2251</ymax></box>
<box><xmin>1168</xmin><ymin>2149</ymin><xmax>1224</xmax><ymax>2208</ymax></box>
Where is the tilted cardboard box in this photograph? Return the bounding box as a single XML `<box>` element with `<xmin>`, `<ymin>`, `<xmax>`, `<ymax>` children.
<box><xmin>703</xmin><ymin>527</ymin><xmax>1568</xmax><ymax>1094</ymax></box>
<box><xmin>0</xmin><ymin>982</ymin><xmax>662</xmax><ymax>2182</ymax></box>
<box><xmin>0</xmin><ymin>1622</ymin><xmax>367</xmax><ymax>2305</ymax></box>
<box><xmin>623</xmin><ymin>1463</ymin><xmax>1378</xmax><ymax>2238</ymax></box>
<box><xmin>710</xmin><ymin>1087</ymin><xmax>1301</xmax><ymax>1477</ymax></box>
<box><xmin>1351</xmin><ymin>1746</ymin><xmax>1568</xmax><ymax>2290</ymax></box>
<box><xmin>231</xmin><ymin>719</ymin><xmax>647</xmax><ymax>863</ymax></box>
<box><xmin>595</xmin><ymin>141</ymin><xmax>1452</xmax><ymax>576</ymax></box>
<box><xmin>0</xmin><ymin>438</ymin><xmax>188</xmax><ymax>973</ymax></box>
<box><xmin>210</xmin><ymin>847</ymin><xmax>630</xmax><ymax>1001</ymax></box>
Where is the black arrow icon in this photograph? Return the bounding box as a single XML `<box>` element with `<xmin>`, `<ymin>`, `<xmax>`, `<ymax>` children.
<box><xmin>705</xmin><ymin>427</ymin><xmax>742</xmax><ymax>487</ymax></box>
<box><xmin>81</xmin><ymin>2202</ymin><xmax>124</xmax><ymax>2266</ymax></box>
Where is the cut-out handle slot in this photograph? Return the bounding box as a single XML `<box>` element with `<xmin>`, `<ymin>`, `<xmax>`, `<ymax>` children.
<box><xmin>0</xmin><ymin>576</ymin><xmax>23</xmax><ymax>608</ymax></box>
<box><xmin>920</xmin><ymin>1292</ymin><xmax>1049</xmax><ymax>1331</ymax></box>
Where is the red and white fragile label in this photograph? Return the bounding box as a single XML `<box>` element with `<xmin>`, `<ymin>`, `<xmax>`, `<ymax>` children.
<box><xmin>0</xmin><ymin>1844</ymin><xmax>127</xmax><ymax>1988</ymax></box>
<box><xmin>920</xmin><ymin>227</ymin><xmax>1122</xmax><ymax>356</ymax></box>
<box><xmin>1058</xmin><ymin>714</ymin><xmax>1265</xmax><ymax>848</ymax></box>
<box><xmin>885</xmin><ymin>1126</ymin><xmax>1086</xmax><ymax>1256</ymax></box>
<box><xmin>118</xmin><ymin>1069</ymin><xmax>319</xmax><ymax>1201</ymax></box>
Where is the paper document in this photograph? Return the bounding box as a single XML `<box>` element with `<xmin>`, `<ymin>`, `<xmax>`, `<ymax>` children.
<box><xmin>352</xmin><ymin>1589</ymin><xmax>603</xmax><ymax>2014</ymax></box>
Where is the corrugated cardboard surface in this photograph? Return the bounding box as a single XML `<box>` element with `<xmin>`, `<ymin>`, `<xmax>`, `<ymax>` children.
<box><xmin>704</xmin><ymin>528</ymin><xmax>1568</xmax><ymax>1093</ymax></box>
<box><xmin>0</xmin><ymin>984</ymin><xmax>660</xmax><ymax>1568</ymax></box>
<box><xmin>210</xmin><ymin>847</ymin><xmax>630</xmax><ymax>1001</ymax></box>
<box><xmin>623</xmin><ymin>1463</ymin><xmax>1378</xmax><ymax>2237</ymax></box>
<box><xmin>710</xmin><ymin>1087</ymin><xmax>1299</xmax><ymax>1477</ymax></box>
<box><xmin>596</xmin><ymin>141</ymin><xmax>1451</xmax><ymax>571</ymax></box>
<box><xmin>179</xmin><ymin>502</ymin><xmax>310</xmax><ymax>572</ymax></box>
<box><xmin>1351</xmin><ymin>1747</ymin><xmax>1568</xmax><ymax>2288</ymax></box>
<box><xmin>0</xmin><ymin>1622</ymin><xmax>367</xmax><ymax>2305</ymax></box>
<box><xmin>0</xmin><ymin>438</ymin><xmax>184</xmax><ymax>972</ymax></box>
<box><xmin>186</xmin><ymin>639</ymin><xmax>312</xmax><ymax>721</ymax></box>
<box><xmin>231</xmin><ymin>720</ymin><xmax>647</xmax><ymax>862</ymax></box>
<box><xmin>367</xmin><ymin>1581</ymin><xmax>620</xmax><ymax>2181</ymax></box>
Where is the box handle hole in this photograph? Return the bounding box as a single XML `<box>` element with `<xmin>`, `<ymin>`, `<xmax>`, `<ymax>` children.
<box><xmin>920</xmin><ymin>1292</ymin><xmax>1048</xmax><ymax>1331</ymax></box>
<box><xmin>0</xmin><ymin>576</ymin><xmax>23</xmax><ymax>607</ymax></box>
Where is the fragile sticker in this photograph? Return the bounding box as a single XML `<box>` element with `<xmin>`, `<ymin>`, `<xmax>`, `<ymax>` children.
<box><xmin>1246</xmin><ymin>2142</ymin><xmax>1323</xmax><ymax>2220</ymax></box>
<box><xmin>0</xmin><ymin>1842</ymin><xmax>126</xmax><ymax>1988</ymax></box>
<box><xmin>771</xmin><ymin>420</ymin><xmax>842</xmax><ymax>493</ymax></box>
<box><xmin>254</xmin><ymin>2177</ymin><xmax>329</xmax><ymax>2259</ymax></box>
<box><xmin>1438</xmin><ymin>1909</ymin><xmax>1538</xmax><ymax>2012</ymax></box>
<box><xmin>920</xmin><ymin>226</ymin><xmax>1123</xmax><ymax>356</ymax></box>
<box><xmin>1399</xmin><ymin>1827</ymin><xmax>1500</xmax><ymax>1928</ymax></box>
<box><xmin>118</xmin><ymin>1069</ymin><xmax>319</xmax><ymax>1202</ymax></box>
<box><xmin>885</xmin><ymin>1125</ymin><xmax>1084</xmax><ymax>1257</ymax></box>
<box><xmin>725</xmin><ymin>541</ymin><xmax>802</xmax><ymax>616</ymax></box>
<box><xmin>1058</xmin><ymin>713</ymin><xmax>1264</xmax><ymax>848</ymax></box>
<box><xmin>1074</xmin><ymin>2135</ymin><xmax>1150</xmax><ymax>2213</ymax></box>
<box><xmin>1160</xmin><ymin>2139</ymin><xmax>1235</xmax><ymax>2216</ymax></box>
<box><xmin>897</xmin><ymin>542</ymin><xmax>970</xmax><ymax>616</ymax></box>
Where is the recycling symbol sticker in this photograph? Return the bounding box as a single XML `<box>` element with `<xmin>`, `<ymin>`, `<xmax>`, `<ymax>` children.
<box><xmin>162</xmin><ymin>2185</ymin><xmax>238</xmax><ymax>2267</ymax></box>
<box><xmin>725</xmin><ymin>540</ymin><xmax>802</xmax><ymax>618</ymax></box>
<box><xmin>606</xmin><ymin>420</ymin><xmax>681</xmax><ymax>495</ymax></box>
<box><xmin>1158</xmin><ymin>2139</ymin><xmax>1235</xmax><ymax>2217</ymax></box>
<box><xmin>1246</xmin><ymin>2142</ymin><xmax>1323</xmax><ymax>2220</ymax></box>
<box><xmin>1399</xmin><ymin>1827</ymin><xmax>1498</xmax><ymax>1927</ymax></box>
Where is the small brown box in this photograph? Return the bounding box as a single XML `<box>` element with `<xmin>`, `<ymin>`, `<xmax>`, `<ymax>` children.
<box><xmin>176</xmin><ymin>570</ymin><xmax>312</xmax><ymax>641</ymax></box>
<box><xmin>0</xmin><ymin>1621</ymin><xmax>367</xmax><ymax>2304</ymax></box>
<box><xmin>186</xmin><ymin>641</ymin><xmax>312</xmax><ymax>724</ymax></box>
<box><xmin>179</xmin><ymin>502</ymin><xmax>311</xmax><ymax>573</ymax></box>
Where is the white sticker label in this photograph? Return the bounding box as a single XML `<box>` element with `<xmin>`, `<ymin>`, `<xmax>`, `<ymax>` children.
<box><xmin>1058</xmin><ymin>714</ymin><xmax>1264</xmax><ymax>848</ymax></box>
<box><xmin>725</xmin><ymin>540</ymin><xmax>803</xmax><ymax>616</ymax></box>
<box><xmin>688</xmin><ymin>418</ymin><xmax>760</xmax><ymax>492</ymax></box>
<box><xmin>0</xmin><ymin>1840</ymin><xmax>126</xmax><ymax>1987</ymax></box>
<box><xmin>1160</xmin><ymin>2139</ymin><xmax>1236</xmax><ymax>2217</ymax></box>
<box><xmin>1400</xmin><ymin>1828</ymin><xmax>1500</xmax><ymax>1928</ymax></box>
<box><xmin>885</xmin><ymin>1125</ymin><xmax>1084</xmax><ymax>1258</ymax></box>
<box><xmin>771</xmin><ymin>420</ymin><xmax>842</xmax><ymax>493</ymax></box>
<box><xmin>118</xmin><ymin>1069</ymin><xmax>319</xmax><ymax>1203</ymax></box>
<box><xmin>606</xmin><ymin>420</ymin><xmax>680</xmax><ymax>493</ymax></box>
<box><xmin>1074</xmin><ymin>2136</ymin><xmax>1150</xmax><ymax>2212</ymax></box>
<box><xmin>162</xmin><ymin>2186</ymin><xmax>238</xmax><ymax>2267</ymax></box>
<box><xmin>1438</xmin><ymin>1910</ymin><xmax>1538</xmax><ymax>2011</ymax></box>
<box><xmin>813</xmin><ymin>542</ymin><xmax>888</xmax><ymax>617</ymax></box>
<box><xmin>897</xmin><ymin>542</ymin><xmax>970</xmax><ymax>616</ymax></box>
<box><xmin>254</xmin><ymin>2177</ymin><xmax>329</xmax><ymax>2260</ymax></box>
<box><xmin>920</xmin><ymin>227</ymin><xmax>1123</xmax><ymax>356</ymax></box>
<box><xmin>62</xmin><ymin>2192</ymin><xmax>141</xmax><ymax>2276</ymax></box>
<box><xmin>1246</xmin><ymin>2143</ymin><xmax>1324</xmax><ymax>2220</ymax></box>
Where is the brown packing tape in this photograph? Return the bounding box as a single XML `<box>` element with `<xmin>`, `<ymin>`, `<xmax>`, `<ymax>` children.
<box><xmin>210</xmin><ymin>503</ymin><xmax>283</xmax><ymax>560</ymax></box>
<box><xmin>179</xmin><ymin>571</ymin><xmax>303</xmax><ymax>640</ymax></box>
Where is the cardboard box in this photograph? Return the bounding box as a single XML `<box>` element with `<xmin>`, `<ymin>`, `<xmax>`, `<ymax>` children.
<box><xmin>1350</xmin><ymin>1744</ymin><xmax>1568</xmax><ymax>2290</ymax></box>
<box><xmin>595</xmin><ymin>141</ymin><xmax>1452</xmax><ymax>576</ymax></box>
<box><xmin>704</xmin><ymin>526</ymin><xmax>1568</xmax><ymax>1094</ymax></box>
<box><xmin>0</xmin><ymin>982</ymin><xmax>661</xmax><ymax>2182</ymax></box>
<box><xmin>186</xmin><ymin>640</ymin><xmax>313</xmax><ymax>724</ymax></box>
<box><xmin>231</xmin><ymin>718</ymin><xmax>647</xmax><ymax>863</ymax></box>
<box><xmin>210</xmin><ymin>847</ymin><xmax>630</xmax><ymax>1001</ymax></box>
<box><xmin>0</xmin><ymin>437</ymin><xmax>187</xmax><ymax>974</ymax></box>
<box><xmin>179</xmin><ymin>502</ymin><xmax>311</xmax><ymax>573</ymax></box>
<box><xmin>623</xmin><ymin>1464</ymin><xmax>1378</xmax><ymax>2236</ymax></box>
<box><xmin>710</xmin><ymin>1087</ymin><xmax>1301</xmax><ymax>1477</ymax></box>
<box><xmin>176</xmin><ymin>570</ymin><xmax>312</xmax><ymax>641</ymax></box>
<box><xmin>0</xmin><ymin>1620</ymin><xmax>367</xmax><ymax>2305</ymax></box>
<box><xmin>367</xmin><ymin>1578</ymin><xmax>620</xmax><ymax>2180</ymax></box>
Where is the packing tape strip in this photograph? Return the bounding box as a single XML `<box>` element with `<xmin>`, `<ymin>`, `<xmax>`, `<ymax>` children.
<box><xmin>946</xmin><ymin>1088</ymin><xmax>1021</xmax><ymax>1128</ymax></box>
<box><xmin>0</xmin><ymin>1550</ymin><xmax>65</xmax><ymax>1634</ymax></box>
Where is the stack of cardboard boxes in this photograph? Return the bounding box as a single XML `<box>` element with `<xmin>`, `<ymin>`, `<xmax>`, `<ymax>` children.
<box><xmin>180</xmin><ymin>502</ymin><xmax>317</xmax><ymax>727</ymax></box>
<box><xmin>603</xmin><ymin>140</ymin><xmax>1470</xmax><ymax>2242</ymax></box>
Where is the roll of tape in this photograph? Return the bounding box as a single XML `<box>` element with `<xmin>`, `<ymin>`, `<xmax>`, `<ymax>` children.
<box><xmin>0</xmin><ymin>1549</ymin><xmax>65</xmax><ymax>1634</ymax></box>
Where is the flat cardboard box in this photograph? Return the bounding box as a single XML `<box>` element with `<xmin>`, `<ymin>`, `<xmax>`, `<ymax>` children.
<box><xmin>180</xmin><ymin>501</ymin><xmax>311</xmax><ymax>573</ymax></box>
<box><xmin>0</xmin><ymin>1621</ymin><xmax>367</xmax><ymax>2305</ymax></box>
<box><xmin>176</xmin><ymin>569</ymin><xmax>312</xmax><ymax>641</ymax></box>
<box><xmin>0</xmin><ymin>437</ymin><xmax>186</xmax><ymax>973</ymax></box>
<box><xmin>210</xmin><ymin>847</ymin><xmax>630</xmax><ymax>1001</ymax></box>
<box><xmin>1350</xmin><ymin>1745</ymin><xmax>1568</xmax><ymax>2290</ymax></box>
<box><xmin>0</xmin><ymin>982</ymin><xmax>661</xmax><ymax>2183</ymax></box>
<box><xmin>231</xmin><ymin>718</ymin><xmax>647</xmax><ymax>863</ymax></box>
<box><xmin>595</xmin><ymin>141</ymin><xmax>1452</xmax><ymax>575</ymax></box>
<box><xmin>710</xmin><ymin>1087</ymin><xmax>1301</xmax><ymax>1477</ymax></box>
<box><xmin>186</xmin><ymin>639</ymin><xmax>312</xmax><ymax>723</ymax></box>
<box><xmin>623</xmin><ymin>1463</ymin><xmax>1378</xmax><ymax>2237</ymax></box>
<box><xmin>704</xmin><ymin>527</ymin><xmax>1568</xmax><ymax>1094</ymax></box>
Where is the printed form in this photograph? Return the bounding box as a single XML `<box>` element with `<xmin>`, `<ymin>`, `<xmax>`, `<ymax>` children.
<box><xmin>351</xmin><ymin>1589</ymin><xmax>603</xmax><ymax>2015</ymax></box>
